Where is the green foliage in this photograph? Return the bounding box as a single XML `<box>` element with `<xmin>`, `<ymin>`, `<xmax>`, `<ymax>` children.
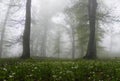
<box><xmin>64</xmin><ymin>0</ymin><xmax>108</xmax><ymax>57</ymax></box>
<box><xmin>0</xmin><ymin>59</ymin><xmax>120</xmax><ymax>81</ymax></box>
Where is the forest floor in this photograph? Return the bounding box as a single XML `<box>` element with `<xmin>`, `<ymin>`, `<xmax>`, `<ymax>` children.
<box><xmin>0</xmin><ymin>58</ymin><xmax>120</xmax><ymax>81</ymax></box>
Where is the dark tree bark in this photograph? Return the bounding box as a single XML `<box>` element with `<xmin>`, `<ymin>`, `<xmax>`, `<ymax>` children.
<box><xmin>21</xmin><ymin>0</ymin><xmax>31</xmax><ymax>59</ymax></box>
<box><xmin>84</xmin><ymin>0</ymin><xmax>97</xmax><ymax>59</ymax></box>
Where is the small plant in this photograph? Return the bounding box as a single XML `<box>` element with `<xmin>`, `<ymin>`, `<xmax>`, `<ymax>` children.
<box><xmin>0</xmin><ymin>59</ymin><xmax>120</xmax><ymax>81</ymax></box>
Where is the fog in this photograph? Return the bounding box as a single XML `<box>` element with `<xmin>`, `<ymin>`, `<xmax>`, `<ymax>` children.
<box><xmin>102</xmin><ymin>0</ymin><xmax>120</xmax><ymax>54</ymax></box>
<box><xmin>0</xmin><ymin>0</ymin><xmax>120</xmax><ymax>58</ymax></box>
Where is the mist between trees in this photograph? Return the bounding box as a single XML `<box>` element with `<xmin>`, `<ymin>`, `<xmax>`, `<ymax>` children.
<box><xmin>0</xmin><ymin>0</ymin><xmax>120</xmax><ymax>59</ymax></box>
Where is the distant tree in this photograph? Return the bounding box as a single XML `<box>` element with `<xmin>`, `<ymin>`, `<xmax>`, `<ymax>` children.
<box><xmin>0</xmin><ymin>5</ymin><xmax>10</xmax><ymax>57</ymax></box>
<box><xmin>64</xmin><ymin>14</ymin><xmax>77</xmax><ymax>59</ymax></box>
<box><xmin>21</xmin><ymin>0</ymin><xmax>31</xmax><ymax>59</ymax></box>
<box><xmin>0</xmin><ymin>0</ymin><xmax>13</xmax><ymax>57</ymax></box>
<box><xmin>84</xmin><ymin>0</ymin><xmax>97</xmax><ymax>59</ymax></box>
<box><xmin>40</xmin><ymin>23</ymin><xmax>48</xmax><ymax>57</ymax></box>
<box><xmin>54</xmin><ymin>31</ymin><xmax>61</xmax><ymax>58</ymax></box>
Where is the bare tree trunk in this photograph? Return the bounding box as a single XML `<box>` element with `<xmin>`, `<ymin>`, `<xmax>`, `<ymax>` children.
<box><xmin>40</xmin><ymin>26</ymin><xmax>48</xmax><ymax>57</ymax></box>
<box><xmin>71</xmin><ymin>27</ymin><xmax>75</xmax><ymax>59</ymax></box>
<box><xmin>81</xmin><ymin>45</ymin><xmax>84</xmax><ymax>57</ymax></box>
<box><xmin>21</xmin><ymin>0</ymin><xmax>31</xmax><ymax>59</ymax></box>
<box><xmin>30</xmin><ymin>39</ymin><xmax>34</xmax><ymax>56</ymax></box>
<box><xmin>34</xmin><ymin>40</ymin><xmax>40</xmax><ymax>56</ymax></box>
<box><xmin>84</xmin><ymin>0</ymin><xmax>97</xmax><ymax>59</ymax></box>
<box><xmin>57</xmin><ymin>32</ymin><xmax>61</xmax><ymax>58</ymax></box>
<box><xmin>110</xmin><ymin>27</ymin><xmax>113</xmax><ymax>53</ymax></box>
<box><xmin>0</xmin><ymin>0</ymin><xmax>12</xmax><ymax>57</ymax></box>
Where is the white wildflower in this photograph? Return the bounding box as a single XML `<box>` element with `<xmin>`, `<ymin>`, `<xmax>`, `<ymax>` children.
<box><xmin>9</xmin><ymin>75</ymin><xmax>14</xmax><ymax>78</ymax></box>
<box><xmin>30</xmin><ymin>74</ymin><xmax>33</xmax><ymax>77</ymax></box>
<box><xmin>66</xmin><ymin>70</ymin><xmax>72</xmax><ymax>73</ymax></box>
<box><xmin>12</xmin><ymin>72</ymin><xmax>16</xmax><ymax>75</ymax></box>
<box><xmin>34</xmin><ymin>67</ymin><xmax>37</xmax><ymax>69</ymax></box>
<box><xmin>3</xmin><ymin>68</ymin><xmax>7</xmax><ymax>71</ymax></box>
<box><xmin>52</xmin><ymin>75</ymin><xmax>57</xmax><ymax>78</ymax></box>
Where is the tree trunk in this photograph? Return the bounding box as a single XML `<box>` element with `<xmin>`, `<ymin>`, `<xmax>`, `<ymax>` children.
<box><xmin>84</xmin><ymin>0</ymin><xmax>97</xmax><ymax>59</ymax></box>
<box><xmin>71</xmin><ymin>27</ymin><xmax>75</xmax><ymax>59</ymax></box>
<box><xmin>0</xmin><ymin>0</ymin><xmax>12</xmax><ymax>57</ymax></box>
<box><xmin>57</xmin><ymin>32</ymin><xmax>61</xmax><ymax>58</ymax></box>
<box><xmin>21</xmin><ymin>0</ymin><xmax>31</xmax><ymax>59</ymax></box>
<box><xmin>81</xmin><ymin>45</ymin><xmax>84</xmax><ymax>57</ymax></box>
<box><xmin>40</xmin><ymin>26</ymin><xmax>48</xmax><ymax>57</ymax></box>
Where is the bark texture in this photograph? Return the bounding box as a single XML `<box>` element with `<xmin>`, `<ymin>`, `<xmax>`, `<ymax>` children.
<box><xmin>21</xmin><ymin>0</ymin><xmax>31</xmax><ymax>59</ymax></box>
<box><xmin>84</xmin><ymin>0</ymin><xmax>97</xmax><ymax>59</ymax></box>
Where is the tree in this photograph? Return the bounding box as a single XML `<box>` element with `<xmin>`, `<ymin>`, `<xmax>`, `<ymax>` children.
<box><xmin>54</xmin><ymin>31</ymin><xmax>61</xmax><ymax>58</ymax></box>
<box><xmin>0</xmin><ymin>0</ymin><xmax>18</xmax><ymax>57</ymax></box>
<box><xmin>65</xmin><ymin>0</ymin><xmax>108</xmax><ymax>59</ymax></box>
<box><xmin>0</xmin><ymin>1</ymin><xmax>11</xmax><ymax>57</ymax></box>
<box><xmin>65</xmin><ymin>16</ymin><xmax>76</xmax><ymax>59</ymax></box>
<box><xmin>84</xmin><ymin>0</ymin><xmax>97</xmax><ymax>59</ymax></box>
<box><xmin>40</xmin><ymin>23</ymin><xmax>48</xmax><ymax>57</ymax></box>
<box><xmin>21</xmin><ymin>0</ymin><xmax>31</xmax><ymax>59</ymax></box>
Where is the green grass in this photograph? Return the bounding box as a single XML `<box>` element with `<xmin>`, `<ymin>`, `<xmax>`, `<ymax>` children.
<box><xmin>0</xmin><ymin>59</ymin><xmax>120</xmax><ymax>81</ymax></box>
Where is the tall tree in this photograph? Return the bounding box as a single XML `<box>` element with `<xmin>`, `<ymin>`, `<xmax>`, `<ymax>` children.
<box><xmin>40</xmin><ymin>24</ymin><xmax>48</xmax><ymax>57</ymax></box>
<box><xmin>21</xmin><ymin>0</ymin><xmax>31</xmax><ymax>59</ymax></box>
<box><xmin>64</xmin><ymin>13</ymin><xmax>77</xmax><ymax>59</ymax></box>
<box><xmin>65</xmin><ymin>0</ymin><xmax>108</xmax><ymax>59</ymax></box>
<box><xmin>54</xmin><ymin>31</ymin><xmax>61</xmax><ymax>58</ymax></box>
<box><xmin>0</xmin><ymin>0</ymin><xmax>12</xmax><ymax>57</ymax></box>
<box><xmin>84</xmin><ymin>0</ymin><xmax>97</xmax><ymax>59</ymax></box>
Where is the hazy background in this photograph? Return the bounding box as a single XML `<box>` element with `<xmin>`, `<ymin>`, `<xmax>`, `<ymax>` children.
<box><xmin>0</xmin><ymin>0</ymin><xmax>120</xmax><ymax>58</ymax></box>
